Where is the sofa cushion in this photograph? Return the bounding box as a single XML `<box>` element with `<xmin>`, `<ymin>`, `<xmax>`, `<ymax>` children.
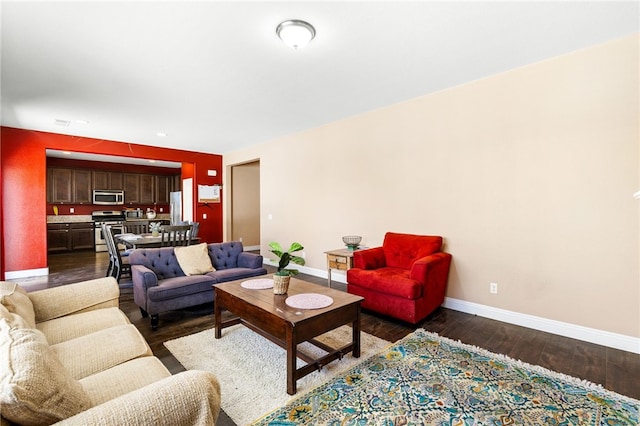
<box><xmin>347</xmin><ymin>267</ymin><xmax>423</xmax><ymax>299</ymax></box>
<box><xmin>382</xmin><ymin>233</ymin><xmax>442</xmax><ymax>269</ymax></box>
<box><xmin>27</xmin><ymin>277</ymin><xmax>120</xmax><ymax>323</ymax></box>
<box><xmin>36</xmin><ymin>307</ymin><xmax>131</xmax><ymax>345</ymax></box>
<box><xmin>51</xmin><ymin>324</ymin><xmax>153</xmax><ymax>380</ymax></box>
<box><xmin>147</xmin><ymin>275</ymin><xmax>216</xmax><ymax>301</ymax></box>
<box><xmin>0</xmin><ymin>281</ymin><xmax>36</xmax><ymax>328</ymax></box>
<box><xmin>208</xmin><ymin>242</ymin><xmax>243</xmax><ymax>270</ymax></box>
<box><xmin>207</xmin><ymin>267</ymin><xmax>268</xmax><ymax>283</ymax></box>
<box><xmin>174</xmin><ymin>243</ymin><xmax>215</xmax><ymax>276</ymax></box>
<box><xmin>80</xmin><ymin>357</ymin><xmax>171</xmax><ymax>406</ymax></box>
<box><xmin>129</xmin><ymin>247</ymin><xmax>186</xmax><ymax>280</ymax></box>
<box><xmin>0</xmin><ymin>312</ymin><xmax>91</xmax><ymax>425</ymax></box>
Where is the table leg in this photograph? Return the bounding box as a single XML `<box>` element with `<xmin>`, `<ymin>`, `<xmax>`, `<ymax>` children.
<box><xmin>214</xmin><ymin>290</ymin><xmax>222</xmax><ymax>339</ymax></box>
<box><xmin>352</xmin><ymin>306</ymin><xmax>361</xmax><ymax>358</ymax></box>
<box><xmin>327</xmin><ymin>267</ymin><xmax>332</xmax><ymax>288</ymax></box>
<box><xmin>286</xmin><ymin>326</ymin><xmax>297</xmax><ymax>395</ymax></box>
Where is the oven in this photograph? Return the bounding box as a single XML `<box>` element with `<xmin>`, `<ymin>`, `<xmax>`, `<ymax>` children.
<box><xmin>92</xmin><ymin>211</ymin><xmax>126</xmax><ymax>252</ymax></box>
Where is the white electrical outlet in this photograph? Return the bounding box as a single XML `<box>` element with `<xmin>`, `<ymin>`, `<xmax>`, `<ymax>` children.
<box><xmin>69</xmin><ymin>208</ymin><xmax>74</xmax><ymax>213</ymax></box>
<box><xmin>300</xmin><ymin>251</ymin><xmax>305</xmax><ymax>258</ymax></box>
<box><xmin>490</xmin><ymin>282</ymin><xmax>498</xmax><ymax>294</ymax></box>
<box><xmin>203</xmin><ymin>213</ymin><xmax>207</xmax><ymax>219</ymax></box>
<box><xmin>159</xmin><ymin>207</ymin><xmax>163</xmax><ymax>212</ymax></box>
<box><xmin>239</xmin><ymin>237</ymin><xmax>243</xmax><ymax>242</ymax></box>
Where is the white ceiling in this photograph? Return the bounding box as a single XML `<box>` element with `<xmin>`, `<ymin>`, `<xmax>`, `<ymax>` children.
<box><xmin>2</xmin><ymin>1</ymin><xmax>638</xmax><ymax>158</ymax></box>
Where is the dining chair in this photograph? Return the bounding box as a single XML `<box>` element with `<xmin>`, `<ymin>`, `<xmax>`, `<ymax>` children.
<box><xmin>160</xmin><ymin>224</ymin><xmax>192</xmax><ymax>247</ymax></box>
<box><xmin>189</xmin><ymin>221</ymin><xmax>200</xmax><ymax>238</ymax></box>
<box><xmin>102</xmin><ymin>223</ymin><xmax>131</xmax><ymax>281</ymax></box>
<box><xmin>124</xmin><ymin>220</ymin><xmax>148</xmax><ymax>235</ymax></box>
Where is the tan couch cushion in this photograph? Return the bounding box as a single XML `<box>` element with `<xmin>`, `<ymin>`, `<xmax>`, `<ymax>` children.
<box><xmin>0</xmin><ymin>313</ymin><xmax>91</xmax><ymax>425</ymax></box>
<box><xmin>80</xmin><ymin>357</ymin><xmax>171</xmax><ymax>406</ymax></box>
<box><xmin>174</xmin><ymin>243</ymin><xmax>215</xmax><ymax>275</ymax></box>
<box><xmin>0</xmin><ymin>282</ymin><xmax>36</xmax><ymax>328</ymax></box>
<box><xmin>52</xmin><ymin>324</ymin><xmax>153</xmax><ymax>380</ymax></box>
<box><xmin>28</xmin><ymin>277</ymin><xmax>119</xmax><ymax>323</ymax></box>
<box><xmin>37</xmin><ymin>307</ymin><xmax>130</xmax><ymax>345</ymax></box>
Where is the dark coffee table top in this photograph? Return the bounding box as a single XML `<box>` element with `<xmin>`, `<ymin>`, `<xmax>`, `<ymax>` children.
<box><xmin>215</xmin><ymin>275</ymin><xmax>363</xmax><ymax>324</ymax></box>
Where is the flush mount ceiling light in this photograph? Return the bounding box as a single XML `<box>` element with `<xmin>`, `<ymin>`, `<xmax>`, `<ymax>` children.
<box><xmin>276</xmin><ymin>19</ymin><xmax>316</xmax><ymax>49</ymax></box>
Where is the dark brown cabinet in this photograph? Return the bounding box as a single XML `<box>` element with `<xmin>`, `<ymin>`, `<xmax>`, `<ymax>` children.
<box><xmin>123</xmin><ymin>173</ymin><xmax>140</xmax><ymax>204</ymax></box>
<box><xmin>47</xmin><ymin>168</ymin><xmax>73</xmax><ymax>203</ymax></box>
<box><xmin>73</xmin><ymin>170</ymin><xmax>92</xmax><ymax>204</ymax></box>
<box><xmin>48</xmin><ymin>166</ymin><xmax>179</xmax><ymax>205</ymax></box>
<box><xmin>139</xmin><ymin>174</ymin><xmax>155</xmax><ymax>204</ymax></box>
<box><xmin>47</xmin><ymin>168</ymin><xmax>92</xmax><ymax>204</ymax></box>
<box><xmin>48</xmin><ymin>222</ymin><xmax>95</xmax><ymax>253</ymax></box>
<box><xmin>47</xmin><ymin>223</ymin><xmax>71</xmax><ymax>253</ymax></box>
<box><xmin>109</xmin><ymin>172</ymin><xmax>124</xmax><ymax>190</ymax></box>
<box><xmin>71</xmin><ymin>222</ymin><xmax>95</xmax><ymax>250</ymax></box>
<box><xmin>93</xmin><ymin>171</ymin><xmax>124</xmax><ymax>190</ymax></box>
<box><xmin>155</xmin><ymin>175</ymin><xmax>171</xmax><ymax>204</ymax></box>
<box><xmin>92</xmin><ymin>171</ymin><xmax>108</xmax><ymax>190</ymax></box>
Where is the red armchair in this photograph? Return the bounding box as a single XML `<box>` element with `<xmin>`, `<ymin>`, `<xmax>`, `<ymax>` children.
<box><xmin>346</xmin><ymin>232</ymin><xmax>452</xmax><ymax>324</ymax></box>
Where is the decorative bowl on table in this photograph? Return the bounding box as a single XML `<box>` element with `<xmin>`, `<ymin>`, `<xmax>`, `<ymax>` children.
<box><xmin>342</xmin><ymin>235</ymin><xmax>362</xmax><ymax>251</ymax></box>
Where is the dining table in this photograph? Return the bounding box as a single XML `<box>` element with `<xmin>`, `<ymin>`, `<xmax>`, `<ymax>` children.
<box><xmin>116</xmin><ymin>233</ymin><xmax>200</xmax><ymax>249</ymax></box>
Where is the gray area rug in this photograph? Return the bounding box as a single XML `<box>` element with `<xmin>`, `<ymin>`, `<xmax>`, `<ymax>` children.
<box><xmin>164</xmin><ymin>324</ymin><xmax>390</xmax><ymax>425</ymax></box>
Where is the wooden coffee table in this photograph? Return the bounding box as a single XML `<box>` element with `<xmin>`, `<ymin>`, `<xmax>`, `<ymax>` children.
<box><xmin>214</xmin><ymin>275</ymin><xmax>364</xmax><ymax>395</ymax></box>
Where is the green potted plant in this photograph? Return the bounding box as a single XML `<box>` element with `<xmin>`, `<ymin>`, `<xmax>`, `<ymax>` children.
<box><xmin>149</xmin><ymin>222</ymin><xmax>162</xmax><ymax>237</ymax></box>
<box><xmin>269</xmin><ymin>241</ymin><xmax>305</xmax><ymax>294</ymax></box>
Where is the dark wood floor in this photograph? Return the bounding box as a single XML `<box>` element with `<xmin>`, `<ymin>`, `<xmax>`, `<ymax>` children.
<box><xmin>16</xmin><ymin>251</ymin><xmax>640</xmax><ymax>425</ymax></box>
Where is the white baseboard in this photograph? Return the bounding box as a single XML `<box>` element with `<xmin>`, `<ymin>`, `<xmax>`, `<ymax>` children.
<box><xmin>443</xmin><ymin>297</ymin><xmax>640</xmax><ymax>354</ymax></box>
<box><xmin>4</xmin><ymin>268</ymin><xmax>49</xmax><ymax>280</ymax></box>
<box><xmin>263</xmin><ymin>259</ymin><xmax>639</xmax><ymax>354</ymax></box>
<box><xmin>243</xmin><ymin>245</ymin><xmax>260</xmax><ymax>251</ymax></box>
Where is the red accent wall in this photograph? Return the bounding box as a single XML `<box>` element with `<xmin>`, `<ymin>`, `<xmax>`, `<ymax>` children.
<box><xmin>0</xmin><ymin>127</ymin><xmax>223</xmax><ymax>276</ymax></box>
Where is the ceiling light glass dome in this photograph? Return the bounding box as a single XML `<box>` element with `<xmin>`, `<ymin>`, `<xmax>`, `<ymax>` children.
<box><xmin>276</xmin><ymin>20</ymin><xmax>316</xmax><ymax>49</ymax></box>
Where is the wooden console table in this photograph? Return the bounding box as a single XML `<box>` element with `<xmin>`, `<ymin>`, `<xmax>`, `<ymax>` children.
<box><xmin>324</xmin><ymin>248</ymin><xmax>356</xmax><ymax>288</ymax></box>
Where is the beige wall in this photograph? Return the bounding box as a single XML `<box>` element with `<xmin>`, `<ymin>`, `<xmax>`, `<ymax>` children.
<box><xmin>224</xmin><ymin>34</ymin><xmax>639</xmax><ymax>338</ymax></box>
<box><xmin>230</xmin><ymin>161</ymin><xmax>261</xmax><ymax>246</ymax></box>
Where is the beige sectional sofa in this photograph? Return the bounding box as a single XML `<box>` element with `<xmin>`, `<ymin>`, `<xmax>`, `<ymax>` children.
<box><xmin>0</xmin><ymin>277</ymin><xmax>221</xmax><ymax>425</ymax></box>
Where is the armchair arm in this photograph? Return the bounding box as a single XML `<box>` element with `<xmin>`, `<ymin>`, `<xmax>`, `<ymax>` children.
<box><xmin>410</xmin><ymin>252</ymin><xmax>452</xmax><ymax>300</ymax></box>
<box><xmin>238</xmin><ymin>252</ymin><xmax>264</xmax><ymax>269</ymax></box>
<box><xmin>28</xmin><ymin>277</ymin><xmax>119</xmax><ymax>323</ymax></box>
<box><xmin>353</xmin><ymin>247</ymin><xmax>386</xmax><ymax>270</ymax></box>
<box><xmin>56</xmin><ymin>370</ymin><xmax>221</xmax><ymax>425</ymax></box>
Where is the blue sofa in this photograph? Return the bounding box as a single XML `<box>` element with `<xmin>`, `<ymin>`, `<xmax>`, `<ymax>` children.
<box><xmin>129</xmin><ymin>241</ymin><xmax>267</xmax><ymax>330</ymax></box>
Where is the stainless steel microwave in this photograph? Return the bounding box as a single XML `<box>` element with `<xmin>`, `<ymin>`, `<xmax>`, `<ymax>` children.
<box><xmin>93</xmin><ymin>190</ymin><xmax>125</xmax><ymax>205</ymax></box>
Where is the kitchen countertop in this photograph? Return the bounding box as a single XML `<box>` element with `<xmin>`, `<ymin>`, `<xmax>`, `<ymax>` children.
<box><xmin>46</xmin><ymin>214</ymin><xmax>171</xmax><ymax>223</ymax></box>
<box><xmin>47</xmin><ymin>215</ymin><xmax>93</xmax><ymax>223</ymax></box>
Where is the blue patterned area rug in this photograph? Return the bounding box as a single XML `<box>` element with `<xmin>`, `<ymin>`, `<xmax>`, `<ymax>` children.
<box><xmin>251</xmin><ymin>329</ymin><xmax>638</xmax><ymax>425</ymax></box>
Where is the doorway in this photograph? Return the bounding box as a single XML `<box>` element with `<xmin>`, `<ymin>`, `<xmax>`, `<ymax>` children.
<box><xmin>230</xmin><ymin>160</ymin><xmax>260</xmax><ymax>250</ymax></box>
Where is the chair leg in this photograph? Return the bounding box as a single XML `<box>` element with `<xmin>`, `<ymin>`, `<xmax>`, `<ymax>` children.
<box><xmin>139</xmin><ymin>308</ymin><xmax>149</xmax><ymax>318</ymax></box>
<box><xmin>150</xmin><ymin>315</ymin><xmax>159</xmax><ymax>331</ymax></box>
<box><xmin>106</xmin><ymin>258</ymin><xmax>114</xmax><ymax>278</ymax></box>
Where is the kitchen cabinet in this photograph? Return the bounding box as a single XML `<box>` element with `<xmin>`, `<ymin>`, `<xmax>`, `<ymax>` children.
<box><xmin>71</xmin><ymin>222</ymin><xmax>95</xmax><ymax>250</ymax></box>
<box><xmin>139</xmin><ymin>174</ymin><xmax>155</xmax><ymax>204</ymax></box>
<box><xmin>47</xmin><ymin>168</ymin><xmax>73</xmax><ymax>203</ymax></box>
<box><xmin>155</xmin><ymin>175</ymin><xmax>171</xmax><ymax>204</ymax></box>
<box><xmin>92</xmin><ymin>171</ymin><xmax>109</xmax><ymax>190</ymax></box>
<box><xmin>47</xmin><ymin>168</ymin><xmax>92</xmax><ymax>204</ymax></box>
<box><xmin>48</xmin><ymin>222</ymin><xmax>95</xmax><ymax>253</ymax></box>
<box><xmin>72</xmin><ymin>170</ymin><xmax>92</xmax><ymax>204</ymax></box>
<box><xmin>47</xmin><ymin>223</ymin><xmax>71</xmax><ymax>253</ymax></box>
<box><xmin>123</xmin><ymin>173</ymin><xmax>140</xmax><ymax>204</ymax></box>
<box><xmin>48</xmin><ymin>165</ymin><xmax>180</xmax><ymax>205</ymax></box>
<box><xmin>92</xmin><ymin>171</ymin><xmax>124</xmax><ymax>190</ymax></box>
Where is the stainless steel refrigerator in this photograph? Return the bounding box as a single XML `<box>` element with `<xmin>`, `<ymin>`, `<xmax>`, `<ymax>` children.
<box><xmin>170</xmin><ymin>191</ymin><xmax>182</xmax><ymax>225</ymax></box>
